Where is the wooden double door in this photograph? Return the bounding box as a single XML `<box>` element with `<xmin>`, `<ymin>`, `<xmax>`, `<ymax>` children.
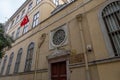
<box><xmin>51</xmin><ymin>61</ymin><xmax>67</xmax><ymax>80</ymax></box>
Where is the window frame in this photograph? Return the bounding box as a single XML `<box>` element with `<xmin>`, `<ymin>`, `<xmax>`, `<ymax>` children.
<box><xmin>16</xmin><ymin>15</ymin><xmax>20</xmax><ymax>23</ymax></box>
<box><xmin>98</xmin><ymin>0</ymin><xmax>119</xmax><ymax>57</ymax></box>
<box><xmin>6</xmin><ymin>52</ymin><xmax>14</xmax><ymax>75</ymax></box>
<box><xmin>23</xmin><ymin>23</ymin><xmax>29</xmax><ymax>34</ymax></box>
<box><xmin>21</xmin><ymin>9</ymin><xmax>25</xmax><ymax>19</ymax></box>
<box><xmin>11</xmin><ymin>31</ymin><xmax>15</xmax><ymax>40</ymax></box>
<box><xmin>0</xmin><ymin>55</ymin><xmax>7</xmax><ymax>75</ymax></box>
<box><xmin>36</xmin><ymin>0</ymin><xmax>42</xmax><ymax>5</ymax></box>
<box><xmin>32</xmin><ymin>12</ymin><xmax>39</xmax><ymax>28</ymax></box>
<box><xmin>28</xmin><ymin>2</ymin><xmax>33</xmax><ymax>12</ymax></box>
<box><xmin>24</xmin><ymin>42</ymin><xmax>35</xmax><ymax>72</ymax></box>
<box><xmin>67</xmin><ymin>0</ymin><xmax>75</xmax><ymax>3</ymax></box>
<box><xmin>11</xmin><ymin>20</ymin><xmax>15</xmax><ymax>27</ymax></box>
<box><xmin>52</xmin><ymin>0</ymin><xmax>59</xmax><ymax>6</ymax></box>
<box><xmin>16</xmin><ymin>27</ymin><xmax>20</xmax><ymax>39</ymax></box>
<box><xmin>7</xmin><ymin>23</ymin><xmax>11</xmax><ymax>32</ymax></box>
<box><xmin>14</xmin><ymin>48</ymin><xmax>22</xmax><ymax>73</ymax></box>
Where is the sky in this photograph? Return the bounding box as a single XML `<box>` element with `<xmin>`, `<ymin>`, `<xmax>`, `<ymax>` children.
<box><xmin>0</xmin><ymin>0</ymin><xmax>26</xmax><ymax>23</ymax></box>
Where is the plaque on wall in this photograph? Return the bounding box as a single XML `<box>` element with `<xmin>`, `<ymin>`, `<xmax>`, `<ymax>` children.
<box><xmin>69</xmin><ymin>53</ymin><xmax>84</xmax><ymax>64</ymax></box>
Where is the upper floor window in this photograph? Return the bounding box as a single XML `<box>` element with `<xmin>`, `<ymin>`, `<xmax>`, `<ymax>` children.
<box><xmin>16</xmin><ymin>27</ymin><xmax>20</xmax><ymax>39</ymax></box>
<box><xmin>32</xmin><ymin>12</ymin><xmax>39</xmax><ymax>28</ymax></box>
<box><xmin>24</xmin><ymin>42</ymin><xmax>34</xmax><ymax>72</ymax></box>
<box><xmin>67</xmin><ymin>0</ymin><xmax>75</xmax><ymax>3</ymax></box>
<box><xmin>6</xmin><ymin>52</ymin><xmax>14</xmax><ymax>75</ymax></box>
<box><xmin>21</xmin><ymin>9</ymin><xmax>25</xmax><ymax>19</ymax></box>
<box><xmin>28</xmin><ymin>2</ymin><xmax>33</xmax><ymax>11</ymax></box>
<box><xmin>16</xmin><ymin>15</ymin><xmax>20</xmax><ymax>23</ymax></box>
<box><xmin>6</xmin><ymin>23</ymin><xmax>11</xmax><ymax>32</ymax></box>
<box><xmin>11</xmin><ymin>31</ymin><xmax>15</xmax><ymax>40</ymax></box>
<box><xmin>36</xmin><ymin>0</ymin><xmax>41</xmax><ymax>4</ymax></box>
<box><xmin>52</xmin><ymin>0</ymin><xmax>59</xmax><ymax>6</ymax></box>
<box><xmin>14</xmin><ymin>48</ymin><xmax>22</xmax><ymax>73</ymax></box>
<box><xmin>102</xmin><ymin>1</ymin><xmax>120</xmax><ymax>56</ymax></box>
<box><xmin>11</xmin><ymin>20</ymin><xmax>14</xmax><ymax>27</ymax></box>
<box><xmin>23</xmin><ymin>23</ymin><xmax>29</xmax><ymax>34</ymax></box>
<box><xmin>0</xmin><ymin>55</ymin><xmax>7</xmax><ymax>75</ymax></box>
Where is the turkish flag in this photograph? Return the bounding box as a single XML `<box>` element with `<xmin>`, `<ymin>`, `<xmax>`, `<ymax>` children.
<box><xmin>20</xmin><ymin>15</ymin><xmax>29</xmax><ymax>27</ymax></box>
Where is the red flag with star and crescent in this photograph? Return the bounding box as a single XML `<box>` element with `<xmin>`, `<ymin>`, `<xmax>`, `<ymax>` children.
<box><xmin>20</xmin><ymin>15</ymin><xmax>29</xmax><ymax>27</ymax></box>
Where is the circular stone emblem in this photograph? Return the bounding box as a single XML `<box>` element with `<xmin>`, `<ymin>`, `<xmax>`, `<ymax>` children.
<box><xmin>52</xmin><ymin>29</ymin><xmax>66</xmax><ymax>46</ymax></box>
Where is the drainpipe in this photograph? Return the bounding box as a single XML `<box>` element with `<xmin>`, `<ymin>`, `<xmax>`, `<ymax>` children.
<box><xmin>76</xmin><ymin>14</ymin><xmax>91</xmax><ymax>80</ymax></box>
<box><xmin>33</xmin><ymin>33</ymin><xmax>46</xmax><ymax>80</ymax></box>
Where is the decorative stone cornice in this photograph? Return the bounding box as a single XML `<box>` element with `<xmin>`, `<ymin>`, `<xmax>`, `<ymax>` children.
<box><xmin>47</xmin><ymin>49</ymin><xmax>70</xmax><ymax>60</ymax></box>
<box><xmin>76</xmin><ymin>14</ymin><xmax>82</xmax><ymax>22</ymax></box>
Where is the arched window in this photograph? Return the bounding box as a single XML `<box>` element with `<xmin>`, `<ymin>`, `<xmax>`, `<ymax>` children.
<box><xmin>0</xmin><ymin>55</ymin><xmax>7</xmax><ymax>75</ymax></box>
<box><xmin>24</xmin><ymin>42</ymin><xmax>34</xmax><ymax>72</ymax></box>
<box><xmin>6</xmin><ymin>52</ymin><xmax>14</xmax><ymax>75</ymax></box>
<box><xmin>102</xmin><ymin>1</ymin><xmax>120</xmax><ymax>56</ymax></box>
<box><xmin>14</xmin><ymin>48</ymin><xmax>23</xmax><ymax>73</ymax></box>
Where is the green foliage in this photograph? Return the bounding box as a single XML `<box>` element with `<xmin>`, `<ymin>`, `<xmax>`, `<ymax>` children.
<box><xmin>0</xmin><ymin>23</ymin><xmax>14</xmax><ymax>58</ymax></box>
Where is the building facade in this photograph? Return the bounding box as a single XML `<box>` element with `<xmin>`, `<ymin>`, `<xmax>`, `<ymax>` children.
<box><xmin>0</xmin><ymin>0</ymin><xmax>120</xmax><ymax>80</ymax></box>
